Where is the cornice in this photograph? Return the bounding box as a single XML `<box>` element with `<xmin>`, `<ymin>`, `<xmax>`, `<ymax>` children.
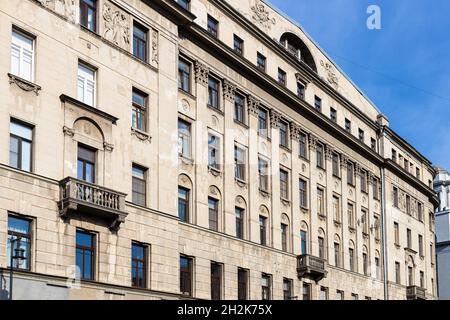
<box><xmin>59</xmin><ymin>94</ymin><xmax>119</xmax><ymax>125</ymax></box>
<box><xmin>144</xmin><ymin>0</ymin><xmax>197</xmax><ymax>26</ymax></box>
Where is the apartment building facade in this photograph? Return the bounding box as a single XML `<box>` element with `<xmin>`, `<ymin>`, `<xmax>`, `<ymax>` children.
<box><xmin>0</xmin><ymin>0</ymin><xmax>438</xmax><ymax>300</ymax></box>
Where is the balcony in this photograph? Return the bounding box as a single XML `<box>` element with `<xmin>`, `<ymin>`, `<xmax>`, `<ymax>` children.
<box><xmin>406</xmin><ymin>286</ymin><xmax>427</xmax><ymax>300</ymax></box>
<box><xmin>297</xmin><ymin>254</ymin><xmax>327</xmax><ymax>282</ymax></box>
<box><xmin>58</xmin><ymin>177</ymin><xmax>127</xmax><ymax>231</ymax></box>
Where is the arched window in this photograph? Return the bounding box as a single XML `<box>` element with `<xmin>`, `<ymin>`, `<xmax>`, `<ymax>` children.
<box><xmin>349</xmin><ymin>240</ymin><xmax>356</xmax><ymax>272</ymax></box>
<box><xmin>280</xmin><ymin>32</ymin><xmax>317</xmax><ymax>72</ymax></box>
<box><xmin>208</xmin><ymin>186</ymin><xmax>222</xmax><ymax>232</ymax></box>
<box><xmin>259</xmin><ymin>205</ymin><xmax>270</xmax><ymax>246</ymax></box>
<box><xmin>235</xmin><ymin>196</ymin><xmax>247</xmax><ymax>240</ymax></box>
<box><xmin>281</xmin><ymin>214</ymin><xmax>290</xmax><ymax>252</ymax></box>
<box><xmin>300</xmin><ymin>221</ymin><xmax>309</xmax><ymax>255</ymax></box>
<box><xmin>334</xmin><ymin>234</ymin><xmax>341</xmax><ymax>267</ymax></box>
<box><xmin>178</xmin><ymin>174</ymin><xmax>193</xmax><ymax>223</ymax></box>
<box><xmin>362</xmin><ymin>245</ymin><xmax>369</xmax><ymax>276</ymax></box>
<box><xmin>317</xmin><ymin>228</ymin><xmax>326</xmax><ymax>259</ymax></box>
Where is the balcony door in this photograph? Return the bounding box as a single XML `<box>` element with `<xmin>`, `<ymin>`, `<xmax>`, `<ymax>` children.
<box><xmin>77</xmin><ymin>145</ymin><xmax>96</xmax><ymax>183</ymax></box>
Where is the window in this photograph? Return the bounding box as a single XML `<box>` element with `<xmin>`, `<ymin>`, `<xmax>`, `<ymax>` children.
<box><xmin>347</xmin><ymin>203</ymin><xmax>355</xmax><ymax>228</ymax></box>
<box><xmin>418</xmin><ymin>202</ymin><xmax>423</xmax><ymax>222</ymax></box>
<box><xmin>77</xmin><ymin>145</ymin><xmax>96</xmax><ymax>183</ymax></box>
<box><xmin>394</xmin><ymin>222</ymin><xmax>400</xmax><ymax>245</ymax></box>
<box><xmin>392</xmin><ymin>149</ymin><xmax>397</xmax><ymax>162</ymax></box>
<box><xmin>76</xmin><ymin>230</ymin><xmax>95</xmax><ymax>280</ymax></box>
<box><xmin>299</xmin><ymin>179</ymin><xmax>308</xmax><ymax>208</ymax></box>
<box><xmin>259</xmin><ymin>216</ymin><xmax>267</xmax><ymax>246</ymax></box>
<box><xmin>279</xmin><ymin>121</ymin><xmax>289</xmax><ymax>148</ymax></box>
<box><xmin>261</xmin><ymin>274</ymin><xmax>271</xmax><ymax>300</ymax></box>
<box><xmin>330</xmin><ymin>108</ymin><xmax>337</xmax><ymax>123</ymax></box>
<box><xmin>347</xmin><ymin>162</ymin><xmax>355</xmax><ymax>185</ymax></box>
<box><xmin>302</xmin><ymin>283</ymin><xmax>311</xmax><ymax>300</ymax></box>
<box><xmin>407</xmin><ymin>229</ymin><xmax>412</xmax><ymax>249</ymax></box>
<box><xmin>420</xmin><ymin>271</ymin><xmax>425</xmax><ymax>288</ymax></box>
<box><xmin>77</xmin><ymin>62</ymin><xmax>96</xmax><ymax>107</ymax></box>
<box><xmin>234</xmin><ymin>146</ymin><xmax>246</xmax><ymax>181</ymax></box>
<box><xmin>300</xmin><ymin>230</ymin><xmax>308</xmax><ymax>255</ymax></box>
<box><xmin>349</xmin><ymin>248</ymin><xmax>355</xmax><ymax>272</ymax></box>
<box><xmin>314</xmin><ymin>96</ymin><xmax>322</xmax><ymax>111</ymax></box>
<box><xmin>374</xmin><ymin>215</ymin><xmax>380</xmax><ymax>240</ymax></box>
<box><xmin>406</xmin><ymin>195</ymin><xmax>411</xmax><ymax>215</ymax></box>
<box><xmin>318</xmin><ymin>236</ymin><xmax>325</xmax><ymax>259</ymax></box>
<box><xmin>80</xmin><ymin>0</ymin><xmax>97</xmax><ymax>32</ymax></box>
<box><xmin>297</xmin><ymin>82</ymin><xmax>305</xmax><ymax>99</ymax></box>
<box><xmin>132</xmin><ymin>89</ymin><xmax>147</xmax><ymax>132</ymax></box>
<box><xmin>419</xmin><ymin>235</ymin><xmax>424</xmax><ymax>256</ymax></box>
<box><xmin>333</xmin><ymin>196</ymin><xmax>340</xmax><ymax>223</ymax></box>
<box><xmin>332</xmin><ymin>153</ymin><xmax>340</xmax><ymax>177</ymax></box>
<box><xmin>132</xmin><ymin>165</ymin><xmax>147</xmax><ymax>207</ymax></box>
<box><xmin>362</xmin><ymin>209</ymin><xmax>369</xmax><ymax>234</ymax></box>
<box><xmin>351</xmin><ymin>293</ymin><xmax>358</xmax><ymax>300</ymax></box>
<box><xmin>337</xmin><ymin>290</ymin><xmax>344</xmax><ymax>300</ymax></box>
<box><xmin>9</xmin><ymin>120</ymin><xmax>33</xmax><ymax>172</ymax></box>
<box><xmin>207</xmin><ymin>15</ymin><xmax>218</xmax><ymax>37</ymax></box>
<box><xmin>320</xmin><ymin>287</ymin><xmax>329</xmax><ymax>300</ymax></box>
<box><xmin>280</xmin><ymin>169</ymin><xmax>289</xmax><ymax>200</ymax></box>
<box><xmin>395</xmin><ymin>262</ymin><xmax>401</xmax><ymax>284</ymax></box>
<box><xmin>431</xmin><ymin>244</ymin><xmax>434</xmax><ymax>265</ymax></box>
<box><xmin>258</xmin><ymin>158</ymin><xmax>269</xmax><ymax>192</ymax></box>
<box><xmin>131</xmin><ymin>243</ymin><xmax>147</xmax><ymax>288</ymax></box>
<box><xmin>235</xmin><ymin>207</ymin><xmax>244</xmax><ymax>239</ymax></box>
<box><xmin>358</xmin><ymin>129</ymin><xmax>365</xmax><ymax>142</ymax></box>
<box><xmin>257</xmin><ymin>52</ymin><xmax>266</xmax><ymax>72</ymax></box>
<box><xmin>180</xmin><ymin>256</ymin><xmax>193</xmax><ymax>296</ymax></box>
<box><xmin>393</xmin><ymin>187</ymin><xmax>399</xmax><ymax>208</ymax></box>
<box><xmin>133</xmin><ymin>23</ymin><xmax>148</xmax><ymax>61</ymax></box>
<box><xmin>371</xmin><ymin>138</ymin><xmax>376</xmax><ymax>151</ymax></box>
<box><xmin>375</xmin><ymin>257</ymin><xmax>381</xmax><ymax>280</ymax></box>
<box><xmin>208</xmin><ymin>197</ymin><xmax>219</xmax><ymax>231</ymax></box>
<box><xmin>278</xmin><ymin>68</ymin><xmax>287</xmax><ymax>86</ymax></box>
<box><xmin>178</xmin><ymin>119</ymin><xmax>191</xmax><ymax>158</ymax></box>
<box><xmin>211</xmin><ymin>262</ymin><xmax>222</xmax><ymax>300</ymax></box>
<box><xmin>258</xmin><ymin>109</ymin><xmax>268</xmax><ymax>137</ymax></box>
<box><xmin>416</xmin><ymin>168</ymin><xmax>421</xmax><ymax>179</ymax></box>
<box><xmin>316</xmin><ymin>144</ymin><xmax>324</xmax><ymax>168</ymax></box>
<box><xmin>178</xmin><ymin>187</ymin><xmax>190</xmax><ymax>223</ymax></box>
<box><xmin>233</xmin><ymin>35</ymin><xmax>244</xmax><ymax>55</ymax></box>
<box><xmin>207</xmin><ymin>77</ymin><xmax>220</xmax><ymax>110</ymax></box>
<box><xmin>373</xmin><ymin>178</ymin><xmax>380</xmax><ymax>200</ymax></box>
<box><xmin>208</xmin><ymin>134</ymin><xmax>220</xmax><ymax>170</ymax></box>
<box><xmin>363</xmin><ymin>253</ymin><xmax>368</xmax><ymax>276</ymax></box>
<box><xmin>334</xmin><ymin>242</ymin><xmax>341</xmax><ymax>267</ymax></box>
<box><xmin>178</xmin><ymin>59</ymin><xmax>191</xmax><ymax>93</ymax></box>
<box><xmin>234</xmin><ymin>93</ymin><xmax>246</xmax><ymax>124</ymax></box>
<box><xmin>360</xmin><ymin>170</ymin><xmax>368</xmax><ymax>193</ymax></box>
<box><xmin>299</xmin><ymin>132</ymin><xmax>307</xmax><ymax>159</ymax></box>
<box><xmin>281</xmin><ymin>223</ymin><xmax>288</xmax><ymax>252</ymax></box>
<box><xmin>408</xmin><ymin>267</ymin><xmax>413</xmax><ymax>286</ymax></box>
<box><xmin>317</xmin><ymin>188</ymin><xmax>325</xmax><ymax>217</ymax></box>
<box><xmin>283</xmin><ymin>279</ymin><xmax>293</xmax><ymax>300</ymax></box>
<box><xmin>345</xmin><ymin>118</ymin><xmax>351</xmax><ymax>132</ymax></box>
<box><xmin>237</xmin><ymin>268</ymin><xmax>248</xmax><ymax>300</ymax></box>
<box><xmin>175</xmin><ymin>0</ymin><xmax>190</xmax><ymax>10</ymax></box>
<box><xmin>11</xmin><ymin>29</ymin><xmax>34</xmax><ymax>82</ymax></box>
<box><xmin>7</xmin><ymin>215</ymin><xmax>31</xmax><ymax>270</ymax></box>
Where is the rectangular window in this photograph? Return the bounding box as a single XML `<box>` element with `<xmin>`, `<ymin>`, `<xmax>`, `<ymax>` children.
<box><xmin>316</xmin><ymin>144</ymin><xmax>324</xmax><ymax>168</ymax></box>
<box><xmin>419</xmin><ymin>235</ymin><xmax>424</xmax><ymax>256</ymax></box>
<box><xmin>178</xmin><ymin>119</ymin><xmax>191</xmax><ymax>158</ymax></box>
<box><xmin>300</xmin><ymin>230</ymin><xmax>308</xmax><ymax>255</ymax></box>
<box><xmin>133</xmin><ymin>23</ymin><xmax>148</xmax><ymax>61</ymax></box>
<box><xmin>280</xmin><ymin>169</ymin><xmax>289</xmax><ymax>200</ymax></box>
<box><xmin>358</xmin><ymin>129</ymin><xmax>365</xmax><ymax>142</ymax></box>
<box><xmin>175</xmin><ymin>0</ymin><xmax>190</xmax><ymax>10</ymax></box>
<box><xmin>180</xmin><ymin>256</ymin><xmax>193</xmax><ymax>296</ymax></box>
<box><xmin>178</xmin><ymin>187</ymin><xmax>190</xmax><ymax>223</ymax></box>
<box><xmin>318</xmin><ymin>236</ymin><xmax>325</xmax><ymax>259</ymax></box>
<box><xmin>9</xmin><ymin>120</ymin><xmax>33</xmax><ymax>172</ymax></box>
<box><xmin>77</xmin><ymin>145</ymin><xmax>96</xmax><ymax>183</ymax></box>
<box><xmin>333</xmin><ymin>196</ymin><xmax>340</xmax><ymax>223</ymax></box>
<box><xmin>347</xmin><ymin>203</ymin><xmax>355</xmax><ymax>228</ymax></box>
<box><xmin>345</xmin><ymin>118</ymin><xmax>351</xmax><ymax>132</ymax></box>
<box><xmin>281</xmin><ymin>223</ymin><xmax>288</xmax><ymax>252</ymax></box>
<box><xmin>234</xmin><ymin>145</ymin><xmax>246</xmax><ymax>181</ymax></box>
<box><xmin>373</xmin><ymin>178</ymin><xmax>380</xmax><ymax>200</ymax></box>
<box><xmin>395</xmin><ymin>262</ymin><xmax>401</xmax><ymax>284</ymax></box>
<box><xmin>375</xmin><ymin>257</ymin><xmax>380</xmax><ymax>280</ymax></box>
<box><xmin>132</xmin><ymin>165</ymin><xmax>147</xmax><ymax>207</ymax></box>
<box><xmin>77</xmin><ymin>62</ymin><xmax>96</xmax><ymax>107</ymax></box>
<box><xmin>11</xmin><ymin>29</ymin><xmax>34</xmax><ymax>82</ymax></box>
<box><xmin>257</xmin><ymin>52</ymin><xmax>266</xmax><ymax>72</ymax></box>
<box><xmin>317</xmin><ymin>188</ymin><xmax>325</xmax><ymax>217</ymax></box>
<box><xmin>178</xmin><ymin>59</ymin><xmax>191</xmax><ymax>93</ymax></box>
<box><xmin>371</xmin><ymin>138</ymin><xmax>376</xmax><ymax>151</ymax></box>
<box><xmin>406</xmin><ymin>195</ymin><xmax>411</xmax><ymax>215</ymax></box>
<box><xmin>7</xmin><ymin>215</ymin><xmax>31</xmax><ymax>270</ymax></box>
<box><xmin>233</xmin><ymin>34</ymin><xmax>244</xmax><ymax>55</ymax></box>
<box><xmin>278</xmin><ymin>68</ymin><xmax>287</xmax><ymax>86</ymax></box>
<box><xmin>237</xmin><ymin>268</ymin><xmax>248</xmax><ymax>300</ymax></box>
<box><xmin>235</xmin><ymin>207</ymin><xmax>244</xmax><ymax>239</ymax></box>
<box><xmin>337</xmin><ymin>290</ymin><xmax>344</xmax><ymax>300</ymax></box>
<box><xmin>320</xmin><ymin>287</ymin><xmax>329</xmax><ymax>300</ymax></box>
<box><xmin>347</xmin><ymin>161</ymin><xmax>354</xmax><ymax>185</ymax></box>
<box><xmin>259</xmin><ymin>216</ymin><xmax>267</xmax><ymax>246</ymax></box>
<box><xmin>208</xmin><ymin>134</ymin><xmax>220</xmax><ymax>170</ymax></box>
<box><xmin>416</xmin><ymin>168</ymin><xmax>421</xmax><ymax>179</ymax></box>
<box><xmin>299</xmin><ymin>132</ymin><xmax>307</xmax><ymax>159</ymax></box>
<box><xmin>334</xmin><ymin>242</ymin><xmax>341</xmax><ymax>267</ymax></box>
<box><xmin>258</xmin><ymin>158</ymin><xmax>269</xmax><ymax>192</ymax></box>
<box><xmin>408</xmin><ymin>266</ymin><xmax>414</xmax><ymax>286</ymax></box>
<box><xmin>132</xmin><ymin>89</ymin><xmax>147</xmax><ymax>132</ymax></box>
<box><xmin>279</xmin><ymin>121</ymin><xmax>289</xmax><ymax>148</ymax></box>
<box><xmin>392</xmin><ymin>149</ymin><xmax>397</xmax><ymax>162</ymax></box>
<box><xmin>374</xmin><ymin>215</ymin><xmax>380</xmax><ymax>240</ymax></box>
<box><xmin>80</xmin><ymin>0</ymin><xmax>97</xmax><ymax>32</ymax></box>
<box><xmin>360</xmin><ymin>170</ymin><xmax>368</xmax><ymax>193</ymax></box>
<box><xmin>211</xmin><ymin>262</ymin><xmax>222</xmax><ymax>300</ymax></box>
<box><xmin>393</xmin><ymin>187</ymin><xmax>399</xmax><ymax>208</ymax></box>
<box><xmin>420</xmin><ymin>271</ymin><xmax>425</xmax><ymax>288</ymax></box>
<box><xmin>330</xmin><ymin>108</ymin><xmax>337</xmax><ymax>123</ymax></box>
<box><xmin>76</xmin><ymin>230</ymin><xmax>95</xmax><ymax>280</ymax></box>
<box><xmin>207</xmin><ymin>15</ymin><xmax>218</xmax><ymax>37</ymax></box>
<box><xmin>299</xmin><ymin>179</ymin><xmax>308</xmax><ymax>208</ymax></box>
<box><xmin>131</xmin><ymin>243</ymin><xmax>147</xmax><ymax>288</ymax></box>
<box><xmin>261</xmin><ymin>274</ymin><xmax>271</xmax><ymax>300</ymax></box>
<box><xmin>234</xmin><ymin>93</ymin><xmax>246</xmax><ymax>124</ymax></box>
<box><xmin>394</xmin><ymin>222</ymin><xmax>400</xmax><ymax>245</ymax></box>
<box><xmin>297</xmin><ymin>82</ymin><xmax>305</xmax><ymax>99</ymax></box>
<box><xmin>362</xmin><ymin>209</ymin><xmax>369</xmax><ymax>234</ymax></box>
<box><xmin>208</xmin><ymin>197</ymin><xmax>219</xmax><ymax>231</ymax></box>
<box><xmin>351</xmin><ymin>293</ymin><xmax>358</xmax><ymax>300</ymax></box>
<box><xmin>349</xmin><ymin>248</ymin><xmax>355</xmax><ymax>272</ymax></box>
<box><xmin>283</xmin><ymin>278</ymin><xmax>292</xmax><ymax>300</ymax></box>
<box><xmin>302</xmin><ymin>283</ymin><xmax>311</xmax><ymax>300</ymax></box>
<box><xmin>332</xmin><ymin>153</ymin><xmax>340</xmax><ymax>177</ymax></box>
<box><xmin>363</xmin><ymin>253</ymin><xmax>368</xmax><ymax>276</ymax></box>
<box><xmin>407</xmin><ymin>228</ymin><xmax>412</xmax><ymax>249</ymax></box>
<box><xmin>258</xmin><ymin>109</ymin><xmax>268</xmax><ymax>137</ymax></box>
<box><xmin>208</xmin><ymin>77</ymin><xmax>220</xmax><ymax>110</ymax></box>
<box><xmin>314</xmin><ymin>96</ymin><xmax>322</xmax><ymax>111</ymax></box>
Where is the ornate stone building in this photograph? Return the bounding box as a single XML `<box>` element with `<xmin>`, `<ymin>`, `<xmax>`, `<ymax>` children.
<box><xmin>0</xmin><ymin>0</ymin><xmax>438</xmax><ymax>300</ymax></box>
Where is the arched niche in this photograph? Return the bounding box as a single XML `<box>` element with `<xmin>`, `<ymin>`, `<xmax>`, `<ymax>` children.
<box><xmin>280</xmin><ymin>32</ymin><xmax>317</xmax><ymax>72</ymax></box>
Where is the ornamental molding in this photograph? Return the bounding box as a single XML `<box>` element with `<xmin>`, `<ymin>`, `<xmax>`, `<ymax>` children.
<box><xmin>340</xmin><ymin>155</ymin><xmax>349</xmax><ymax>169</ymax></box>
<box><xmin>103</xmin><ymin>2</ymin><xmax>130</xmax><ymax>50</ymax></box>
<box><xmin>8</xmin><ymin>73</ymin><xmax>41</xmax><ymax>95</ymax></box>
<box><xmin>295</xmin><ymin>73</ymin><xmax>310</xmax><ymax>87</ymax></box>
<box><xmin>37</xmin><ymin>0</ymin><xmax>76</xmax><ymax>23</ymax></box>
<box><xmin>131</xmin><ymin>128</ymin><xmax>152</xmax><ymax>143</ymax></box>
<box><xmin>63</xmin><ymin>126</ymin><xmax>75</xmax><ymax>137</ymax></box>
<box><xmin>325</xmin><ymin>145</ymin><xmax>334</xmax><ymax>160</ymax></box>
<box><xmin>251</xmin><ymin>1</ymin><xmax>276</xmax><ymax>30</ymax></box>
<box><xmin>151</xmin><ymin>29</ymin><xmax>159</xmax><ymax>65</ymax></box>
<box><xmin>290</xmin><ymin>122</ymin><xmax>301</xmax><ymax>140</ymax></box>
<box><xmin>247</xmin><ymin>95</ymin><xmax>260</xmax><ymax>117</ymax></box>
<box><xmin>222</xmin><ymin>79</ymin><xmax>236</xmax><ymax>102</ymax></box>
<box><xmin>194</xmin><ymin>61</ymin><xmax>209</xmax><ymax>86</ymax></box>
<box><xmin>308</xmin><ymin>134</ymin><xmax>318</xmax><ymax>150</ymax></box>
<box><xmin>103</xmin><ymin>142</ymin><xmax>115</xmax><ymax>152</ymax></box>
<box><xmin>321</xmin><ymin>60</ymin><xmax>339</xmax><ymax>89</ymax></box>
<box><xmin>269</xmin><ymin>109</ymin><xmax>282</xmax><ymax>128</ymax></box>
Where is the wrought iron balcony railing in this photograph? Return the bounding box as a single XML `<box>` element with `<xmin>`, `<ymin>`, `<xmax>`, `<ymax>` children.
<box><xmin>297</xmin><ymin>254</ymin><xmax>327</xmax><ymax>282</ymax></box>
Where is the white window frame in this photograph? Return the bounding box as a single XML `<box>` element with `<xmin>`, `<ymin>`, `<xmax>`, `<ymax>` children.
<box><xmin>77</xmin><ymin>61</ymin><xmax>96</xmax><ymax>107</ymax></box>
<box><xmin>11</xmin><ymin>29</ymin><xmax>35</xmax><ymax>82</ymax></box>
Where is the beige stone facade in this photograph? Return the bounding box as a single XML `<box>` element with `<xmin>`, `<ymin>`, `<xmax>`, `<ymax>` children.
<box><xmin>0</xmin><ymin>0</ymin><xmax>438</xmax><ymax>300</ymax></box>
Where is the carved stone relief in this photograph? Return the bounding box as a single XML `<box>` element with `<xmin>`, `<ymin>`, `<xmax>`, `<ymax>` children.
<box><xmin>321</xmin><ymin>60</ymin><xmax>339</xmax><ymax>89</ymax></box>
<box><xmin>103</xmin><ymin>2</ymin><xmax>130</xmax><ymax>50</ymax></box>
<box><xmin>251</xmin><ymin>1</ymin><xmax>276</xmax><ymax>30</ymax></box>
<box><xmin>194</xmin><ymin>61</ymin><xmax>209</xmax><ymax>86</ymax></box>
<box><xmin>38</xmin><ymin>0</ymin><xmax>76</xmax><ymax>23</ymax></box>
<box><xmin>222</xmin><ymin>79</ymin><xmax>236</xmax><ymax>102</ymax></box>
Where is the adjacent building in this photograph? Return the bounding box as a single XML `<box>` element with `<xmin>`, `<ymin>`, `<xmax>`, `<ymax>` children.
<box><xmin>0</xmin><ymin>0</ymin><xmax>438</xmax><ymax>300</ymax></box>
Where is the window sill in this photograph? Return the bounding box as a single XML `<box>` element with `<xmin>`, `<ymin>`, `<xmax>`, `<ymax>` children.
<box><xmin>318</xmin><ymin>213</ymin><xmax>327</xmax><ymax>221</ymax></box>
<box><xmin>179</xmin><ymin>155</ymin><xmax>194</xmax><ymax>166</ymax></box>
<box><xmin>234</xmin><ymin>119</ymin><xmax>248</xmax><ymax>129</ymax></box>
<box><xmin>208</xmin><ymin>166</ymin><xmax>222</xmax><ymax>177</ymax></box>
<box><xmin>348</xmin><ymin>226</ymin><xmax>356</xmax><ymax>233</ymax></box>
<box><xmin>259</xmin><ymin>189</ymin><xmax>271</xmax><ymax>198</ymax></box>
<box><xmin>178</xmin><ymin>88</ymin><xmax>196</xmax><ymax>100</ymax></box>
<box><xmin>299</xmin><ymin>155</ymin><xmax>309</xmax><ymax>162</ymax></box>
<box><xmin>131</xmin><ymin>127</ymin><xmax>152</xmax><ymax>143</ymax></box>
<box><xmin>394</xmin><ymin>244</ymin><xmax>401</xmax><ymax>249</ymax></box>
<box><xmin>207</xmin><ymin>105</ymin><xmax>224</xmax><ymax>115</ymax></box>
<box><xmin>280</xmin><ymin>145</ymin><xmax>291</xmax><ymax>153</ymax></box>
<box><xmin>300</xmin><ymin>206</ymin><xmax>309</xmax><ymax>213</ymax></box>
<box><xmin>257</xmin><ymin>133</ymin><xmax>271</xmax><ymax>142</ymax></box>
<box><xmin>333</xmin><ymin>220</ymin><xmax>342</xmax><ymax>228</ymax></box>
<box><xmin>8</xmin><ymin>73</ymin><xmax>41</xmax><ymax>95</ymax></box>
<box><xmin>281</xmin><ymin>198</ymin><xmax>291</xmax><ymax>206</ymax></box>
<box><xmin>235</xmin><ymin>178</ymin><xmax>247</xmax><ymax>188</ymax></box>
<box><xmin>332</xmin><ymin>174</ymin><xmax>341</xmax><ymax>180</ymax></box>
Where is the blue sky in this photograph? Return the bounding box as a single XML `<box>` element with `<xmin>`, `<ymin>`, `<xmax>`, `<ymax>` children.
<box><xmin>269</xmin><ymin>0</ymin><xmax>450</xmax><ymax>170</ymax></box>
